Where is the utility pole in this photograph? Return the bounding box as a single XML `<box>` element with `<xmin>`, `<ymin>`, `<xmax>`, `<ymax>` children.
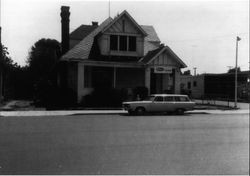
<box><xmin>0</xmin><ymin>0</ymin><xmax>3</xmax><ymax>102</ymax></box>
<box><xmin>234</xmin><ymin>36</ymin><xmax>241</xmax><ymax>108</ymax></box>
<box><xmin>108</xmin><ymin>0</ymin><xmax>111</xmax><ymax>18</ymax></box>
<box><xmin>193</xmin><ymin>67</ymin><xmax>197</xmax><ymax>76</ymax></box>
<box><xmin>0</xmin><ymin>26</ymin><xmax>2</xmax><ymax>102</ymax></box>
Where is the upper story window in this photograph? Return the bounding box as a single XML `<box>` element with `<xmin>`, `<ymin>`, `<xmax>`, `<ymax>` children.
<box><xmin>110</xmin><ymin>35</ymin><xmax>118</xmax><ymax>50</ymax></box>
<box><xmin>110</xmin><ymin>35</ymin><xmax>136</xmax><ymax>52</ymax></box>
<box><xmin>129</xmin><ymin>36</ymin><xmax>136</xmax><ymax>51</ymax></box>
<box><xmin>119</xmin><ymin>36</ymin><xmax>127</xmax><ymax>51</ymax></box>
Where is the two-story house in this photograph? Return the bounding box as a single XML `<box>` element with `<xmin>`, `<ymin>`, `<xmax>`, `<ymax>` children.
<box><xmin>59</xmin><ymin>6</ymin><xmax>187</xmax><ymax>103</ymax></box>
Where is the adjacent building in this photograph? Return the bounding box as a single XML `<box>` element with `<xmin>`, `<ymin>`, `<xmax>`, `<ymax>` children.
<box><xmin>59</xmin><ymin>7</ymin><xmax>187</xmax><ymax>103</ymax></box>
<box><xmin>180</xmin><ymin>71</ymin><xmax>250</xmax><ymax>100</ymax></box>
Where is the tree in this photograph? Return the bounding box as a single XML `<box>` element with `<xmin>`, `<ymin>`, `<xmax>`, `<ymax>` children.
<box><xmin>26</xmin><ymin>38</ymin><xmax>76</xmax><ymax>108</ymax></box>
<box><xmin>228</xmin><ymin>67</ymin><xmax>241</xmax><ymax>73</ymax></box>
<box><xmin>0</xmin><ymin>44</ymin><xmax>18</xmax><ymax>69</ymax></box>
<box><xmin>0</xmin><ymin>44</ymin><xmax>27</xmax><ymax>99</ymax></box>
<box><xmin>27</xmin><ymin>38</ymin><xmax>61</xmax><ymax>82</ymax></box>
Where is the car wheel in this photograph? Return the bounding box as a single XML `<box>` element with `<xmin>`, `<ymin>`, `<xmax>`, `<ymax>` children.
<box><xmin>128</xmin><ymin>110</ymin><xmax>134</xmax><ymax>115</ymax></box>
<box><xmin>176</xmin><ymin>108</ymin><xmax>184</xmax><ymax>115</ymax></box>
<box><xmin>135</xmin><ymin>107</ymin><xmax>146</xmax><ymax>115</ymax></box>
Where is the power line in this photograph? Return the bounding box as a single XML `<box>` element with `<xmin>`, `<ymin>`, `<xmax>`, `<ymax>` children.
<box><xmin>167</xmin><ymin>32</ymin><xmax>249</xmax><ymax>43</ymax></box>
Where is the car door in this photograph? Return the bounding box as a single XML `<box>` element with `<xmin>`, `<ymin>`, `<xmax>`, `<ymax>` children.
<box><xmin>163</xmin><ymin>96</ymin><xmax>175</xmax><ymax>112</ymax></box>
<box><xmin>150</xmin><ymin>96</ymin><xmax>165</xmax><ymax>112</ymax></box>
<box><xmin>173</xmin><ymin>96</ymin><xmax>185</xmax><ymax>110</ymax></box>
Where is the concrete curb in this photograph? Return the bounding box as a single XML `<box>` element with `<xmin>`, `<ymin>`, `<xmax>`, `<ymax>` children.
<box><xmin>0</xmin><ymin>110</ymin><xmax>127</xmax><ymax>117</ymax></box>
<box><xmin>0</xmin><ymin>109</ymin><xmax>248</xmax><ymax>117</ymax></box>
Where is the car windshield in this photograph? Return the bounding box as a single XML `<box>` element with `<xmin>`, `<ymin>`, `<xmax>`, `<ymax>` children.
<box><xmin>143</xmin><ymin>96</ymin><xmax>156</xmax><ymax>101</ymax></box>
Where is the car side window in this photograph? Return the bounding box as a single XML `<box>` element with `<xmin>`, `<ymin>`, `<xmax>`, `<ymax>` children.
<box><xmin>179</xmin><ymin>97</ymin><xmax>189</xmax><ymax>102</ymax></box>
<box><xmin>164</xmin><ymin>96</ymin><xmax>174</xmax><ymax>102</ymax></box>
<box><xmin>154</xmin><ymin>96</ymin><xmax>164</xmax><ymax>102</ymax></box>
<box><xmin>174</xmin><ymin>97</ymin><xmax>181</xmax><ymax>102</ymax></box>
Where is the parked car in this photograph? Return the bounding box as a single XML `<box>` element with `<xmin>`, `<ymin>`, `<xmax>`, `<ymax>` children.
<box><xmin>123</xmin><ymin>94</ymin><xmax>195</xmax><ymax>115</ymax></box>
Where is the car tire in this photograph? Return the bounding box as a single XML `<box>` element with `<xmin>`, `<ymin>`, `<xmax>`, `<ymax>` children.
<box><xmin>176</xmin><ymin>108</ymin><xmax>184</xmax><ymax>115</ymax></box>
<box><xmin>128</xmin><ymin>110</ymin><xmax>134</xmax><ymax>115</ymax></box>
<box><xmin>135</xmin><ymin>107</ymin><xmax>146</xmax><ymax>115</ymax></box>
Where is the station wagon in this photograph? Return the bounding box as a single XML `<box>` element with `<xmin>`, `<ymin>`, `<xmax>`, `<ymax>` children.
<box><xmin>123</xmin><ymin>94</ymin><xmax>195</xmax><ymax>115</ymax></box>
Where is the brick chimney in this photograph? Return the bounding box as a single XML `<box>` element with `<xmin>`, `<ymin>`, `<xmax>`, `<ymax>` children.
<box><xmin>60</xmin><ymin>6</ymin><xmax>70</xmax><ymax>55</ymax></box>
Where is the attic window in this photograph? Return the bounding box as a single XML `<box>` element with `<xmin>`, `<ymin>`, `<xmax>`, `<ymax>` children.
<box><xmin>120</xmin><ymin>36</ymin><xmax>127</xmax><ymax>51</ymax></box>
<box><xmin>110</xmin><ymin>35</ymin><xmax>118</xmax><ymax>50</ymax></box>
<box><xmin>129</xmin><ymin>36</ymin><xmax>136</xmax><ymax>51</ymax></box>
<box><xmin>110</xmin><ymin>35</ymin><xmax>136</xmax><ymax>52</ymax></box>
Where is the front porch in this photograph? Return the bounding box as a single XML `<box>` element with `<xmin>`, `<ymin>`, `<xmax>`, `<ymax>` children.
<box><xmin>69</xmin><ymin>60</ymin><xmax>181</xmax><ymax>103</ymax></box>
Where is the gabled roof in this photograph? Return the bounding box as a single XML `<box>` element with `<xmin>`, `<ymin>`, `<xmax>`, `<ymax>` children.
<box><xmin>140</xmin><ymin>45</ymin><xmax>165</xmax><ymax>64</ymax></box>
<box><xmin>62</xmin><ymin>17</ymin><xmax>113</xmax><ymax>60</ymax></box>
<box><xmin>62</xmin><ymin>10</ymin><xmax>186</xmax><ymax>69</ymax></box>
<box><xmin>141</xmin><ymin>25</ymin><xmax>161</xmax><ymax>55</ymax></box>
<box><xmin>141</xmin><ymin>25</ymin><xmax>160</xmax><ymax>42</ymax></box>
<box><xmin>70</xmin><ymin>25</ymin><xmax>98</xmax><ymax>40</ymax></box>
<box><xmin>102</xmin><ymin>10</ymin><xmax>147</xmax><ymax>36</ymax></box>
<box><xmin>140</xmin><ymin>45</ymin><xmax>187</xmax><ymax>68</ymax></box>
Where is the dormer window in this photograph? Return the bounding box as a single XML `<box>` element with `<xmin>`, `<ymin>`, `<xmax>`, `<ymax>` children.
<box><xmin>110</xmin><ymin>35</ymin><xmax>118</xmax><ymax>50</ymax></box>
<box><xmin>110</xmin><ymin>35</ymin><xmax>136</xmax><ymax>52</ymax></box>
<box><xmin>129</xmin><ymin>36</ymin><xmax>136</xmax><ymax>51</ymax></box>
<box><xmin>120</xmin><ymin>36</ymin><xmax>127</xmax><ymax>51</ymax></box>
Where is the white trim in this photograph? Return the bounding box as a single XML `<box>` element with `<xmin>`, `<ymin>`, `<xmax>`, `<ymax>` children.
<box><xmin>102</xmin><ymin>10</ymin><xmax>147</xmax><ymax>36</ymax></box>
<box><xmin>77</xmin><ymin>60</ymin><xmax>145</xmax><ymax>68</ymax></box>
<box><xmin>146</xmin><ymin>47</ymin><xmax>166</xmax><ymax>65</ymax></box>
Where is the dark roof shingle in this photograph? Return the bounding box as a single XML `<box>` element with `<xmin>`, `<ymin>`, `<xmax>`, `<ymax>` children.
<box><xmin>140</xmin><ymin>45</ymin><xmax>164</xmax><ymax>64</ymax></box>
<box><xmin>70</xmin><ymin>25</ymin><xmax>98</xmax><ymax>40</ymax></box>
<box><xmin>62</xmin><ymin>17</ymin><xmax>113</xmax><ymax>60</ymax></box>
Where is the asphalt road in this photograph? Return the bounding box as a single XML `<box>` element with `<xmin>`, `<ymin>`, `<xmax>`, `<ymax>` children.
<box><xmin>0</xmin><ymin>112</ymin><xmax>249</xmax><ymax>175</ymax></box>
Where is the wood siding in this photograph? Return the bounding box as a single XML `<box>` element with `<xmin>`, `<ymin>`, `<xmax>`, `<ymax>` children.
<box><xmin>149</xmin><ymin>51</ymin><xmax>179</xmax><ymax>67</ymax></box>
<box><xmin>98</xmin><ymin>15</ymin><xmax>144</xmax><ymax>57</ymax></box>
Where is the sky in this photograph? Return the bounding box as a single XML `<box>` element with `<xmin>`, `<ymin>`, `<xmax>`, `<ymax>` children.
<box><xmin>1</xmin><ymin>0</ymin><xmax>249</xmax><ymax>74</ymax></box>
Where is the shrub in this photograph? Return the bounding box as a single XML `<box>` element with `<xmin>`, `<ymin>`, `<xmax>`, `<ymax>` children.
<box><xmin>81</xmin><ymin>88</ymin><xmax>124</xmax><ymax>107</ymax></box>
<box><xmin>133</xmin><ymin>86</ymin><xmax>149</xmax><ymax>100</ymax></box>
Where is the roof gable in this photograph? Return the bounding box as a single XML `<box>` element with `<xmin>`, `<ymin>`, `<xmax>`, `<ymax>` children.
<box><xmin>102</xmin><ymin>10</ymin><xmax>147</xmax><ymax>36</ymax></box>
<box><xmin>140</xmin><ymin>46</ymin><xmax>187</xmax><ymax>68</ymax></box>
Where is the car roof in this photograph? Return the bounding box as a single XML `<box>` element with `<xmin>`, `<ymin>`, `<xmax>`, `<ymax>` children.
<box><xmin>151</xmin><ymin>94</ymin><xmax>188</xmax><ymax>97</ymax></box>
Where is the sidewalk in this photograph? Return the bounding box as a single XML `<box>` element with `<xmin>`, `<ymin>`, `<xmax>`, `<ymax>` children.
<box><xmin>0</xmin><ymin>108</ymin><xmax>249</xmax><ymax>117</ymax></box>
<box><xmin>194</xmin><ymin>99</ymin><xmax>249</xmax><ymax>110</ymax></box>
<box><xmin>0</xmin><ymin>100</ymin><xmax>249</xmax><ymax>117</ymax></box>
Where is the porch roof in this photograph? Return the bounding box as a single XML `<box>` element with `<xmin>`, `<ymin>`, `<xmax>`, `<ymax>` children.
<box><xmin>68</xmin><ymin>59</ymin><xmax>145</xmax><ymax>68</ymax></box>
<box><xmin>139</xmin><ymin>45</ymin><xmax>187</xmax><ymax>68</ymax></box>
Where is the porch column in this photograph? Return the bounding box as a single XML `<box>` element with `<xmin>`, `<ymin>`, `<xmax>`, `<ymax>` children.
<box><xmin>174</xmin><ymin>68</ymin><xmax>181</xmax><ymax>94</ymax></box>
<box><xmin>145</xmin><ymin>67</ymin><xmax>151</xmax><ymax>95</ymax></box>
<box><xmin>113</xmin><ymin>67</ymin><xmax>116</xmax><ymax>88</ymax></box>
<box><xmin>77</xmin><ymin>63</ymin><xmax>85</xmax><ymax>103</ymax></box>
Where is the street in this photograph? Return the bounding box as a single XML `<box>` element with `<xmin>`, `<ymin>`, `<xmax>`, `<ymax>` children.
<box><xmin>0</xmin><ymin>112</ymin><xmax>249</xmax><ymax>175</ymax></box>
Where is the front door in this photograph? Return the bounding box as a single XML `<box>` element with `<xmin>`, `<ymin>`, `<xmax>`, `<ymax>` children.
<box><xmin>150</xmin><ymin>72</ymin><xmax>163</xmax><ymax>94</ymax></box>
